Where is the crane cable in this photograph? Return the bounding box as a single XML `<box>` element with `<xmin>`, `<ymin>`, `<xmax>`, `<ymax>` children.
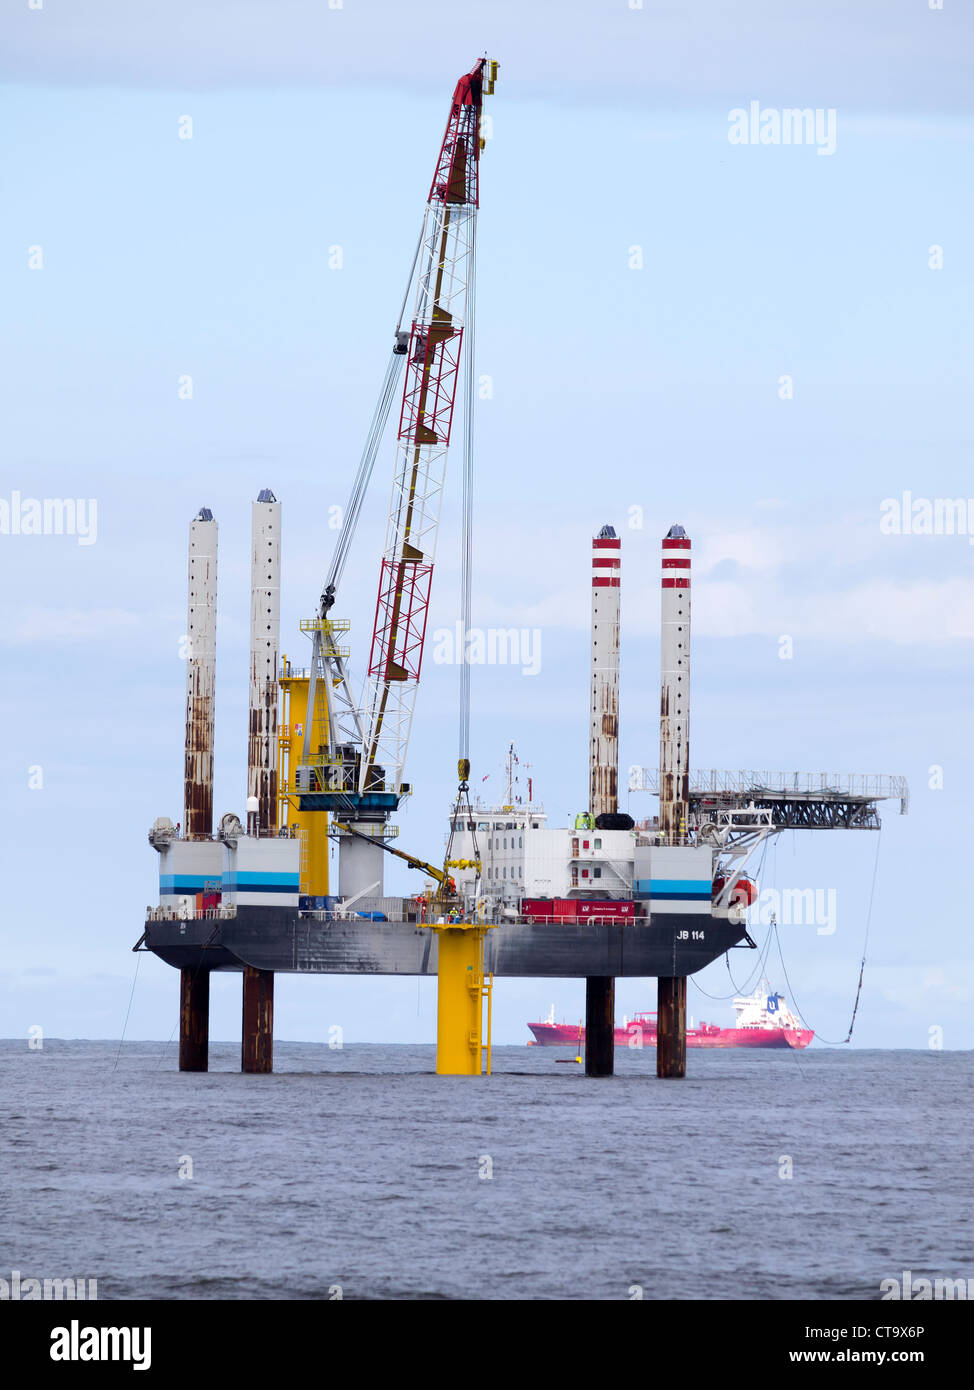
<box><xmin>111</xmin><ymin>951</ymin><xmax>142</xmax><ymax>1073</ymax></box>
<box><xmin>443</xmin><ymin>222</ymin><xmax>480</xmax><ymax>892</ymax></box>
<box><xmin>691</xmin><ymin>835</ymin><xmax>774</xmax><ymax>1000</ymax></box>
<box><xmin>396</xmin><ymin>225</ymin><xmax>424</xmax><ymax>338</ymax></box>
<box><xmin>318</xmin><ymin>222</ymin><xmax>425</xmax><ymax>616</ymax></box>
<box><xmin>459</xmin><ymin>224</ymin><xmax>476</xmax><ymax>765</ymax></box>
<box><xmin>322</xmin><ymin>351</ymin><xmax>404</xmax><ymax>608</ymax></box>
<box><xmin>303</xmin><ymin>225</ymin><xmax>426</xmax><ymax>766</ymax></box>
<box><xmin>693</xmin><ymin>827</ymin><xmax>882</xmax><ymax>1046</ymax></box>
<box><xmin>772</xmin><ymin>827</ymin><xmax>882</xmax><ymax>1045</ymax></box>
<box><xmin>728</xmin><ymin>822</ymin><xmax>883</xmax><ymax>1045</ymax></box>
<box><xmin>689</xmin><ymin>925</ymin><xmax>775</xmax><ymax>1002</ymax></box>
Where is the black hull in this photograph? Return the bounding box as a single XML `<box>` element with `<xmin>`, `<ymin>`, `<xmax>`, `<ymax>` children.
<box><xmin>144</xmin><ymin>908</ymin><xmax>746</xmax><ymax>978</ymax></box>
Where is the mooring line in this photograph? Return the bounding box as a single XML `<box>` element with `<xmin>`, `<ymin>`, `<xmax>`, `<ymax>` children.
<box><xmin>112</xmin><ymin>952</ymin><xmax>141</xmax><ymax>1073</ymax></box>
<box><xmin>772</xmin><ymin>827</ymin><xmax>882</xmax><ymax>1046</ymax></box>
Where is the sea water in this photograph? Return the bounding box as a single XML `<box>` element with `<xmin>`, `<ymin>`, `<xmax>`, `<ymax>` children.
<box><xmin>1</xmin><ymin>1041</ymin><xmax>970</xmax><ymax>1300</ymax></box>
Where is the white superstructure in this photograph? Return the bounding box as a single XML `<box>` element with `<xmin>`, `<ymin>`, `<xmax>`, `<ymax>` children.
<box><xmin>447</xmin><ymin>797</ymin><xmax>636</xmax><ymax>908</ymax></box>
<box><xmin>733</xmin><ymin>981</ymin><xmax>802</xmax><ymax>1031</ymax></box>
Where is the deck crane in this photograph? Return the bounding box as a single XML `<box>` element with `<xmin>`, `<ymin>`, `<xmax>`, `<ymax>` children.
<box><xmin>295</xmin><ymin>57</ymin><xmax>499</xmax><ymax>903</ymax></box>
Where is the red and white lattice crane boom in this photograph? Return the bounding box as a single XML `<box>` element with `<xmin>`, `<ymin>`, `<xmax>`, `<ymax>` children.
<box><xmin>297</xmin><ymin>58</ymin><xmax>497</xmax><ymax>887</ymax></box>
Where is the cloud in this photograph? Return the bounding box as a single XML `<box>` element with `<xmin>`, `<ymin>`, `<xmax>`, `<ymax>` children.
<box><xmin>2</xmin><ymin>0</ymin><xmax>970</xmax><ymax>114</ymax></box>
<box><xmin>870</xmin><ymin>962</ymin><xmax>974</xmax><ymax>1010</ymax></box>
<box><xmin>459</xmin><ymin>508</ymin><xmax>974</xmax><ymax>645</ymax></box>
<box><xmin>693</xmin><ymin>576</ymin><xmax>974</xmax><ymax>643</ymax></box>
<box><xmin>0</xmin><ymin>607</ymin><xmax>140</xmax><ymax>645</ymax></box>
<box><xmin>840</xmin><ymin>116</ymin><xmax>974</xmax><ymax>142</ymax></box>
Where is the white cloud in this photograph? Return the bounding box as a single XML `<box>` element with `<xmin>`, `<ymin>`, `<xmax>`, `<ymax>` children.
<box><xmin>870</xmin><ymin>962</ymin><xmax>974</xmax><ymax>1010</ymax></box>
<box><xmin>462</xmin><ymin>509</ymin><xmax>974</xmax><ymax>645</ymax></box>
<box><xmin>0</xmin><ymin>607</ymin><xmax>140</xmax><ymax>645</ymax></box>
<box><xmin>841</xmin><ymin>116</ymin><xmax>974</xmax><ymax>142</ymax></box>
<box><xmin>2</xmin><ymin>0</ymin><xmax>969</xmax><ymax>115</ymax></box>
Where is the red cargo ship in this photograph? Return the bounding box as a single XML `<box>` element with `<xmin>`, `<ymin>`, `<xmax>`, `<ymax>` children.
<box><xmin>528</xmin><ymin>981</ymin><xmax>813</xmax><ymax>1049</ymax></box>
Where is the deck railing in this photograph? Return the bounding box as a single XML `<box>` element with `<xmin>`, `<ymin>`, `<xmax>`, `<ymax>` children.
<box><xmin>146</xmin><ymin>905</ymin><xmax>238</xmax><ymax>922</ymax></box>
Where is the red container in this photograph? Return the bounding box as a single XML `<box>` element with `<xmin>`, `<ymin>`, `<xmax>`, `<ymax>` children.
<box><xmin>521</xmin><ymin>898</ymin><xmax>578</xmax><ymax>923</ymax></box>
<box><xmin>521</xmin><ymin>898</ymin><xmax>634</xmax><ymax>924</ymax></box>
<box><xmin>576</xmin><ymin>899</ymin><xmax>635</xmax><ymax>923</ymax></box>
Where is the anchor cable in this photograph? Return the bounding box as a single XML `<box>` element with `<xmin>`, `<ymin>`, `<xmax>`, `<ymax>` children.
<box><xmin>112</xmin><ymin>951</ymin><xmax>142</xmax><ymax>1073</ymax></box>
<box><xmin>769</xmin><ymin>828</ymin><xmax>882</xmax><ymax>1045</ymax></box>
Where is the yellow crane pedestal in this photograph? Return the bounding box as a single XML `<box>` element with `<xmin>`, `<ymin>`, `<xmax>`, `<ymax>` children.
<box><xmin>278</xmin><ymin>662</ymin><xmax>330</xmax><ymax>897</ymax></box>
<box><xmin>425</xmin><ymin>922</ymin><xmax>495</xmax><ymax>1076</ymax></box>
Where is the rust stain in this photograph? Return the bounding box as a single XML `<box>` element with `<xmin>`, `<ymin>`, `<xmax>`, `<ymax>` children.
<box><xmin>184</xmin><ymin>687</ymin><xmax>213</xmax><ymax>839</ymax></box>
<box><xmin>248</xmin><ymin>668</ymin><xmax>279</xmax><ymax>832</ymax></box>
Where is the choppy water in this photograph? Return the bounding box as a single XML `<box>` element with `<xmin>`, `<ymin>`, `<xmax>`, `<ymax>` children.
<box><xmin>1</xmin><ymin>1041</ymin><xmax>970</xmax><ymax>1300</ymax></box>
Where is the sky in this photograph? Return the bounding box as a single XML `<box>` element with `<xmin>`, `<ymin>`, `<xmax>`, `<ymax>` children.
<box><xmin>0</xmin><ymin>0</ymin><xmax>972</xmax><ymax>1050</ymax></box>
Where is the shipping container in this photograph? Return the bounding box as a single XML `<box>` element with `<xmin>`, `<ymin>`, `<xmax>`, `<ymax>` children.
<box><xmin>522</xmin><ymin>897</ymin><xmax>634</xmax><ymax>924</ymax></box>
<box><xmin>576</xmin><ymin>899</ymin><xmax>634</xmax><ymax>923</ymax></box>
<box><xmin>520</xmin><ymin>897</ymin><xmax>559</xmax><ymax>923</ymax></box>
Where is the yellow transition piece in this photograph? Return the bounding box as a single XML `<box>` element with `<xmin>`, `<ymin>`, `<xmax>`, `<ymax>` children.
<box><xmin>425</xmin><ymin>922</ymin><xmax>496</xmax><ymax>1076</ymax></box>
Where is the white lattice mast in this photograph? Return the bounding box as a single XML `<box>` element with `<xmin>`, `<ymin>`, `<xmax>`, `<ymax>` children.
<box><xmin>248</xmin><ymin>489</ymin><xmax>280</xmax><ymax>834</ymax></box>
<box><xmin>358</xmin><ymin>60</ymin><xmax>488</xmax><ymax>798</ymax></box>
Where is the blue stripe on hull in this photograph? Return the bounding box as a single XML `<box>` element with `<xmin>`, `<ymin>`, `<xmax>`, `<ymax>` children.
<box><xmin>635</xmin><ymin>879</ymin><xmax>712</xmax><ymax>901</ymax></box>
<box><xmin>160</xmin><ymin>876</ymin><xmax>210</xmax><ymax>893</ymax></box>
<box><xmin>224</xmin><ymin>877</ymin><xmax>300</xmax><ymax>893</ymax></box>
